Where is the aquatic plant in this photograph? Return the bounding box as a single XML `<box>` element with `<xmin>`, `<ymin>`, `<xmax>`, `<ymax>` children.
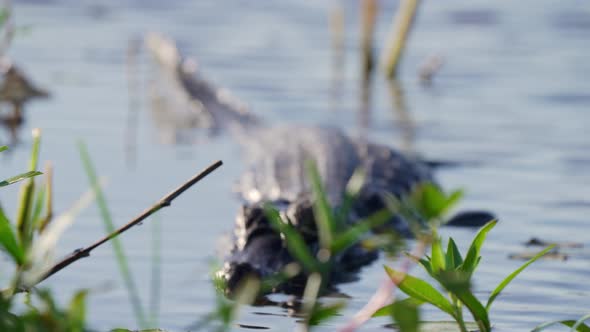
<box><xmin>380</xmin><ymin>0</ymin><xmax>421</xmax><ymax>78</ymax></box>
<box><xmin>378</xmin><ymin>221</ymin><xmax>553</xmax><ymax>332</ymax></box>
<box><xmin>341</xmin><ymin>182</ymin><xmax>463</xmax><ymax>331</ymax></box>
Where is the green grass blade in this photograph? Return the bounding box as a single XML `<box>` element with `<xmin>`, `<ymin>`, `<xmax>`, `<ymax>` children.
<box><xmin>331</xmin><ymin>208</ymin><xmax>391</xmax><ymax>253</ymax></box>
<box><xmin>0</xmin><ymin>171</ymin><xmax>43</xmax><ymax>188</ymax></box>
<box><xmin>264</xmin><ymin>204</ymin><xmax>320</xmax><ymax>272</ymax></box>
<box><xmin>31</xmin><ymin>183</ymin><xmax>47</xmax><ymax>229</ymax></box>
<box><xmin>485</xmin><ymin>245</ymin><xmax>554</xmax><ymax>311</ymax></box>
<box><xmin>445</xmin><ymin>238</ymin><xmax>463</xmax><ymax>269</ymax></box>
<box><xmin>15</xmin><ymin>176</ymin><xmax>35</xmax><ymax>248</ymax></box>
<box><xmin>0</xmin><ymin>206</ymin><xmax>24</xmax><ymax>264</ymax></box>
<box><xmin>16</xmin><ymin>129</ymin><xmax>42</xmax><ymax>249</ymax></box>
<box><xmin>29</xmin><ymin>129</ymin><xmax>41</xmax><ymax>171</ymax></box>
<box><xmin>532</xmin><ymin>319</ymin><xmax>590</xmax><ymax>332</ymax></box>
<box><xmin>67</xmin><ymin>289</ymin><xmax>88</xmax><ymax>332</ymax></box>
<box><xmin>305</xmin><ymin>160</ymin><xmax>335</xmax><ymax>249</ymax></box>
<box><xmin>570</xmin><ymin>314</ymin><xmax>590</xmax><ymax>332</ymax></box>
<box><xmin>459</xmin><ymin>220</ymin><xmax>497</xmax><ymax>273</ymax></box>
<box><xmin>384</xmin><ymin>266</ymin><xmax>455</xmax><ymax>317</ymax></box>
<box><xmin>78</xmin><ymin>141</ymin><xmax>147</xmax><ymax>328</ymax></box>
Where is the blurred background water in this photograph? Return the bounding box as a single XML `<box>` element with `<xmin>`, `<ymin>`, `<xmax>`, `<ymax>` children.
<box><xmin>0</xmin><ymin>0</ymin><xmax>588</xmax><ymax>331</ymax></box>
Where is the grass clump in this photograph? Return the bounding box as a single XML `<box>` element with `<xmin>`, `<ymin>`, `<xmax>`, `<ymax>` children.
<box><xmin>378</xmin><ymin>221</ymin><xmax>553</xmax><ymax>332</ymax></box>
<box><xmin>0</xmin><ymin>130</ymin><xmax>92</xmax><ymax>332</ymax></box>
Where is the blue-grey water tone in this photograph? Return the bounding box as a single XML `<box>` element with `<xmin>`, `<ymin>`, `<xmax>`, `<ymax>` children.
<box><xmin>1</xmin><ymin>0</ymin><xmax>589</xmax><ymax>331</ymax></box>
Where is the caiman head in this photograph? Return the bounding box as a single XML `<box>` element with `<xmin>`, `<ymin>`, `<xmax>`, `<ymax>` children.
<box><xmin>217</xmin><ymin>196</ymin><xmax>317</xmax><ymax>294</ymax></box>
<box><xmin>216</xmin><ymin>195</ymin><xmax>379</xmax><ymax>295</ymax></box>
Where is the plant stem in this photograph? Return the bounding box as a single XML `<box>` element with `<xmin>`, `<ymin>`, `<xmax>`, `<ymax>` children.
<box><xmin>380</xmin><ymin>0</ymin><xmax>421</xmax><ymax>78</ymax></box>
<box><xmin>451</xmin><ymin>294</ymin><xmax>468</xmax><ymax>332</ymax></box>
<box><xmin>38</xmin><ymin>158</ymin><xmax>222</xmax><ymax>283</ymax></box>
<box><xmin>16</xmin><ymin>129</ymin><xmax>41</xmax><ymax>250</ymax></box>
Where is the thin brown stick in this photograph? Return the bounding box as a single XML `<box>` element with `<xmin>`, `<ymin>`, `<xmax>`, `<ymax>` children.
<box><xmin>38</xmin><ymin>160</ymin><xmax>223</xmax><ymax>284</ymax></box>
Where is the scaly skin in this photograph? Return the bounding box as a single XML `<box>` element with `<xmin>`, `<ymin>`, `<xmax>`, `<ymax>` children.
<box><xmin>220</xmin><ymin>126</ymin><xmax>433</xmax><ymax>293</ymax></box>
<box><xmin>145</xmin><ymin>34</ymin><xmax>445</xmax><ymax>294</ymax></box>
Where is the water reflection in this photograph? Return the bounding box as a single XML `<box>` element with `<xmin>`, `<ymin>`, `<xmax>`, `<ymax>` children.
<box><xmin>386</xmin><ymin>79</ymin><xmax>415</xmax><ymax>155</ymax></box>
<box><xmin>329</xmin><ymin>2</ymin><xmax>345</xmax><ymax>114</ymax></box>
<box><xmin>0</xmin><ymin>60</ymin><xmax>49</xmax><ymax>145</ymax></box>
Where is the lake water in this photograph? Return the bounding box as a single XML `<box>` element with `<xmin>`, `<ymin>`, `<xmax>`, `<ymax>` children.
<box><xmin>1</xmin><ymin>0</ymin><xmax>589</xmax><ymax>331</ymax></box>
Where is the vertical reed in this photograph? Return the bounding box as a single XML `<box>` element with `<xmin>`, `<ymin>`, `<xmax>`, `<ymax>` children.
<box><xmin>380</xmin><ymin>0</ymin><xmax>421</xmax><ymax>79</ymax></box>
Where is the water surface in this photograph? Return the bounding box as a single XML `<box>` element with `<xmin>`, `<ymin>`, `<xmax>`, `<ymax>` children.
<box><xmin>1</xmin><ymin>0</ymin><xmax>589</xmax><ymax>331</ymax></box>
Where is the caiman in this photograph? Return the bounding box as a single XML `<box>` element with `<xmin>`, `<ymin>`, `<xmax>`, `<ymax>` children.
<box><xmin>145</xmin><ymin>33</ymin><xmax>494</xmax><ymax>294</ymax></box>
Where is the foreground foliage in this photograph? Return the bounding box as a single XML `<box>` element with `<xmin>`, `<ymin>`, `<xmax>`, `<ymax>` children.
<box><xmin>378</xmin><ymin>221</ymin><xmax>553</xmax><ymax>332</ymax></box>
<box><xmin>0</xmin><ymin>132</ymin><xmax>92</xmax><ymax>332</ymax></box>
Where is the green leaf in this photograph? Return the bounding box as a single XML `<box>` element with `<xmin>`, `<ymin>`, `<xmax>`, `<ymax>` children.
<box><xmin>392</xmin><ymin>297</ymin><xmax>421</xmax><ymax>332</ymax></box>
<box><xmin>404</xmin><ymin>252</ymin><xmax>433</xmax><ymax>276</ymax></box>
<box><xmin>459</xmin><ymin>220</ymin><xmax>497</xmax><ymax>274</ymax></box>
<box><xmin>0</xmin><ymin>171</ymin><xmax>43</xmax><ymax>188</ymax></box>
<box><xmin>78</xmin><ymin>141</ymin><xmax>147</xmax><ymax>328</ymax></box>
<box><xmin>0</xmin><ymin>8</ymin><xmax>9</xmax><ymax>26</ymax></box>
<box><xmin>31</xmin><ymin>184</ymin><xmax>47</xmax><ymax>229</ymax></box>
<box><xmin>430</xmin><ymin>236</ymin><xmax>446</xmax><ymax>273</ymax></box>
<box><xmin>384</xmin><ymin>266</ymin><xmax>455</xmax><ymax>318</ymax></box>
<box><xmin>372</xmin><ymin>298</ymin><xmax>425</xmax><ymax>317</ymax></box>
<box><xmin>420</xmin><ymin>184</ymin><xmax>448</xmax><ymax>220</ymax></box>
<box><xmin>306</xmin><ymin>160</ymin><xmax>335</xmax><ymax>249</ymax></box>
<box><xmin>407</xmin><ymin>183</ymin><xmax>464</xmax><ymax>225</ymax></box>
<box><xmin>0</xmin><ymin>206</ymin><xmax>23</xmax><ymax>264</ymax></box>
<box><xmin>443</xmin><ymin>190</ymin><xmax>464</xmax><ymax>217</ymax></box>
<box><xmin>308</xmin><ymin>302</ymin><xmax>346</xmax><ymax>326</ymax></box>
<box><xmin>445</xmin><ymin>238</ymin><xmax>463</xmax><ymax>270</ymax></box>
<box><xmin>264</xmin><ymin>204</ymin><xmax>320</xmax><ymax>272</ymax></box>
<box><xmin>0</xmin><ymin>145</ymin><xmax>7</xmax><ymax>152</ymax></box>
<box><xmin>486</xmin><ymin>245</ymin><xmax>555</xmax><ymax>311</ymax></box>
<box><xmin>68</xmin><ymin>290</ymin><xmax>88</xmax><ymax>332</ymax></box>
<box><xmin>331</xmin><ymin>209</ymin><xmax>391</xmax><ymax>253</ymax></box>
